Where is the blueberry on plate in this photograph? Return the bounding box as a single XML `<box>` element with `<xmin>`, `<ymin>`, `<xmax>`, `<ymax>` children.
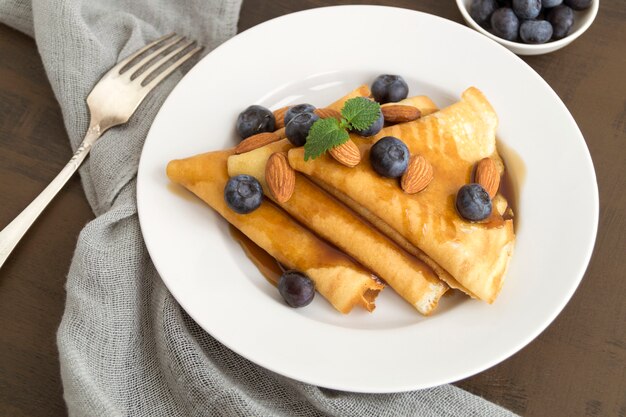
<box><xmin>470</xmin><ymin>0</ymin><xmax>498</xmax><ymax>26</ymax></box>
<box><xmin>284</xmin><ymin>103</ymin><xmax>316</xmax><ymax>126</ymax></box>
<box><xmin>491</xmin><ymin>8</ymin><xmax>520</xmax><ymax>41</ymax></box>
<box><xmin>224</xmin><ymin>174</ymin><xmax>263</xmax><ymax>214</ymax></box>
<box><xmin>371</xmin><ymin>74</ymin><xmax>409</xmax><ymax>104</ymax></box>
<box><xmin>456</xmin><ymin>183</ymin><xmax>492</xmax><ymax>221</ymax></box>
<box><xmin>236</xmin><ymin>105</ymin><xmax>275</xmax><ymax>140</ymax></box>
<box><xmin>285</xmin><ymin>112</ymin><xmax>319</xmax><ymax>147</ymax></box>
<box><xmin>369</xmin><ymin>136</ymin><xmax>410</xmax><ymax>178</ymax></box>
<box><xmin>520</xmin><ymin>19</ymin><xmax>554</xmax><ymax>43</ymax></box>
<box><xmin>547</xmin><ymin>5</ymin><xmax>575</xmax><ymax>39</ymax></box>
<box><xmin>278</xmin><ymin>270</ymin><xmax>315</xmax><ymax>308</ymax></box>
<box><xmin>542</xmin><ymin>0</ymin><xmax>563</xmax><ymax>7</ymax></box>
<box><xmin>512</xmin><ymin>0</ymin><xmax>542</xmax><ymax>19</ymax></box>
<box><xmin>564</xmin><ymin>0</ymin><xmax>592</xmax><ymax>10</ymax></box>
<box><xmin>353</xmin><ymin>109</ymin><xmax>384</xmax><ymax>137</ymax></box>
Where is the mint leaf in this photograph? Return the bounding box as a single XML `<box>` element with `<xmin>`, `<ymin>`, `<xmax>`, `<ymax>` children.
<box><xmin>301</xmin><ymin>97</ymin><xmax>380</xmax><ymax>161</ymax></box>
<box><xmin>304</xmin><ymin>118</ymin><xmax>350</xmax><ymax>161</ymax></box>
<box><xmin>341</xmin><ymin>97</ymin><xmax>381</xmax><ymax>131</ymax></box>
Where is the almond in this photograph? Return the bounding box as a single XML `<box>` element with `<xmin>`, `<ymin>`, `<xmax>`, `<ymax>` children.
<box><xmin>329</xmin><ymin>140</ymin><xmax>361</xmax><ymax>167</ymax></box>
<box><xmin>401</xmin><ymin>154</ymin><xmax>433</xmax><ymax>194</ymax></box>
<box><xmin>273</xmin><ymin>106</ymin><xmax>289</xmax><ymax>130</ymax></box>
<box><xmin>274</xmin><ymin>126</ymin><xmax>286</xmax><ymax>139</ymax></box>
<box><xmin>234</xmin><ymin>132</ymin><xmax>280</xmax><ymax>154</ymax></box>
<box><xmin>266</xmin><ymin>152</ymin><xmax>296</xmax><ymax>203</ymax></box>
<box><xmin>381</xmin><ymin>105</ymin><xmax>421</xmax><ymax>123</ymax></box>
<box><xmin>475</xmin><ymin>157</ymin><xmax>500</xmax><ymax>199</ymax></box>
<box><xmin>314</xmin><ymin>108</ymin><xmax>342</xmax><ymax>121</ymax></box>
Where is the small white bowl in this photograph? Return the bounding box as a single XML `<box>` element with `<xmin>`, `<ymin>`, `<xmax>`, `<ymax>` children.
<box><xmin>456</xmin><ymin>0</ymin><xmax>599</xmax><ymax>55</ymax></box>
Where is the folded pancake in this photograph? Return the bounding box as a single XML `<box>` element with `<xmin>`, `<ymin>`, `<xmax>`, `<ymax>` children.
<box><xmin>307</xmin><ymin>94</ymin><xmax>468</xmax><ymax>294</ymax></box>
<box><xmin>308</xmin><ymin>177</ymin><xmax>473</xmax><ymax>297</ymax></box>
<box><xmin>166</xmin><ymin>149</ymin><xmax>383</xmax><ymax>314</ymax></box>
<box><xmin>228</xmin><ymin>145</ymin><xmax>447</xmax><ymax>315</ymax></box>
<box><xmin>289</xmin><ymin>87</ymin><xmax>515</xmax><ymax>303</ymax></box>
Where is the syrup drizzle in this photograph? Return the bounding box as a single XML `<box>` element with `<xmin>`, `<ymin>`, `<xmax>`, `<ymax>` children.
<box><xmin>229</xmin><ymin>225</ymin><xmax>283</xmax><ymax>287</ymax></box>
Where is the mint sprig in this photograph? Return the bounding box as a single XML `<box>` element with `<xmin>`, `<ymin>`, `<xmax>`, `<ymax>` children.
<box><xmin>303</xmin><ymin>97</ymin><xmax>381</xmax><ymax>161</ymax></box>
<box><xmin>304</xmin><ymin>118</ymin><xmax>350</xmax><ymax>161</ymax></box>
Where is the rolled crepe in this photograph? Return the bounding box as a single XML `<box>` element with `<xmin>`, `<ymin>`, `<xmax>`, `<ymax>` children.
<box><xmin>228</xmin><ymin>147</ymin><xmax>447</xmax><ymax>315</ymax></box>
<box><xmin>307</xmin><ymin>176</ymin><xmax>473</xmax><ymax>297</ymax></box>
<box><xmin>166</xmin><ymin>149</ymin><xmax>383</xmax><ymax>314</ymax></box>
<box><xmin>289</xmin><ymin>87</ymin><xmax>515</xmax><ymax>303</ymax></box>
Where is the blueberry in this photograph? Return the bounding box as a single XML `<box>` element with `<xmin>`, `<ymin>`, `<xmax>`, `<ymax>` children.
<box><xmin>236</xmin><ymin>105</ymin><xmax>275</xmax><ymax>140</ymax></box>
<box><xmin>470</xmin><ymin>0</ymin><xmax>498</xmax><ymax>26</ymax></box>
<box><xmin>512</xmin><ymin>0</ymin><xmax>542</xmax><ymax>19</ymax></box>
<box><xmin>224</xmin><ymin>175</ymin><xmax>263</xmax><ymax>214</ymax></box>
<box><xmin>564</xmin><ymin>0</ymin><xmax>591</xmax><ymax>10</ymax></box>
<box><xmin>491</xmin><ymin>8</ymin><xmax>520</xmax><ymax>41</ymax></box>
<box><xmin>497</xmin><ymin>0</ymin><xmax>512</xmax><ymax>5</ymax></box>
<box><xmin>542</xmin><ymin>0</ymin><xmax>563</xmax><ymax>7</ymax></box>
<box><xmin>520</xmin><ymin>19</ymin><xmax>553</xmax><ymax>43</ymax></box>
<box><xmin>371</xmin><ymin>75</ymin><xmax>409</xmax><ymax>104</ymax></box>
<box><xmin>369</xmin><ymin>136</ymin><xmax>410</xmax><ymax>178</ymax></box>
<box><xmin>547</xmin><ymin>5</ymin><xmax>575</xmax><ymax>39</ymax></box>
<box><xmin>354</xmin><ymin>109</ymin><xmax>384</xmax><ymax>137</ymax></box>
<box><xmin>285</xmin><ymin>112</ymin><xmax>319</xmax><ymax>146</ymax></box>
<box><xmin>278</xmin><ymin>270</ymin><xmax>315</xmax><ymax>308</ymax></box>
<box><xmin>456</xmin><ymin>184</ymin><xmax>492</xmax><ymax>221</ymax></box>
<box><xmin>284</xmin><ymin>103</ymin><xmax>316</xmax><ymax>126</ymax></box>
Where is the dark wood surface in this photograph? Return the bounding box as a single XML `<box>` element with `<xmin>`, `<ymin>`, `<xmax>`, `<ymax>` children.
<box><xmin>1</xmin><ymin>1</ymin><xmax>624</xmax><ymax>416</ymax></box>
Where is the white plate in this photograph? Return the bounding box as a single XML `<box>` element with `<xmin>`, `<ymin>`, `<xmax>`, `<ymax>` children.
<box><xmin>137</xmin><ymin>6</ymin><xmax>598</xmax><ymax>393</ymax></box>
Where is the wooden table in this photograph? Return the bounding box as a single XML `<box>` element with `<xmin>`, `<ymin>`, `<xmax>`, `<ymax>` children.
<box><xmin>1</xmin><ymin>1</ymin><xmax>624</xmax><ymax>416</ymax></box>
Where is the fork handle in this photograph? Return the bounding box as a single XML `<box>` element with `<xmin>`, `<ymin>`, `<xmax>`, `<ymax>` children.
<box><xmin>0</xmin><ymin>125</ymin><xmax>101</xmax><ymax>270</ymax></box>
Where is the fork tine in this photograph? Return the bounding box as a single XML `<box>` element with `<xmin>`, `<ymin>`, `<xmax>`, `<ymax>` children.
<box><xmin>114</xmin><ymin>33</ymin><xmax>177</xmax><ymax>73</ymax></box>
<box><xmin>134</xmin><ymin>39</ymin><xmax>197</xmax><ymax>85</ymax></box>
<box><xmin>142</xmin><ymin>45</ymin><xmax>203</xmax><ymax>90</ymax></box>
<box><xmin>122</xmin><ymin>34</ymin><xmax>185</xmax><ymax>78</ymax></box>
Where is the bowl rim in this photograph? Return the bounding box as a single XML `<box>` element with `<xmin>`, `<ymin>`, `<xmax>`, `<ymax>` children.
<box><xmin>455</xmin><ymin>0</ymin><xmax>599</xmax><ymax>51</ymax></box>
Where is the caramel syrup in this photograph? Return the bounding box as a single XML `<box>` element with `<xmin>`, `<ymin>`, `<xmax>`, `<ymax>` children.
<box><xmin>499</xmin><ymin>164</ymin><xmax>516</xmax><ymax>220</ymax></box>
<box><xmin>228</xmin><ymin>225</ymin><xmax>283</xmax><ymax>287</ymax></box>
<box><xmin>496</xmin><ymin>139</ymin><xmax>525</xmax><ymax>229</ymax></box>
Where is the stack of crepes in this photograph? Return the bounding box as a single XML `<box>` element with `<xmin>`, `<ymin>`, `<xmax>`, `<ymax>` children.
<box><xmin>166</xmin><ymin>85</ymin><xmax>515</xmax><ymax>315</ymax></box>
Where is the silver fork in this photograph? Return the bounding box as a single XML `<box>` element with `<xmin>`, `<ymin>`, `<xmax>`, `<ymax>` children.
<box><xmin>0</xmin><ymin>33</ymin><xmax>202</xmax><ymax>269</ymax></box>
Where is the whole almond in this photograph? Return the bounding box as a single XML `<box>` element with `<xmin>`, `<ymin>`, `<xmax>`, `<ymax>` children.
<box><xmin>314</xmin><ymin>108</ymin><xmax>342</xmax><ymax>121</ymax></box>
<box><xmin>273</xmin><ymin>106</ymin><xmax>289</xmax><ymax>130</ymax></box>
<box><xmin>475</xmin><ymin>157</ymin><xmax>500</xmax><ymax>199</ymax></box>
<box><xmin>266</xmin><ymin>152</ymin><xmax>296</xmax><ymax>203</ymax></box>
<box><xmin>381</xmin><ymin>105</ymin><xmax>421</xmax><ymax>123</ymax></box>
<box><xmin>274</xmin><ymin>126</ymin><xmax>286</xmax><ymax>139</ymax></box>
<box><xmin>234</xmin><ymin>132</ymin><xmax>280</xmax><ymax>154</ymax></box>
<box><xmin>329</xmin><ymin>139</ymin><xmax>361</xmax><ymax>167</ymax></box>
<box><xmin>401</xmin><ymin>154</ymin><xmax>433</xmax><ymax>194</ymax></box>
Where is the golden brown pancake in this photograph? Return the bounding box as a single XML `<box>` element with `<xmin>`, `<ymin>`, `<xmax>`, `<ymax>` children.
<box><xmin>228</xmin><ymin>146</ymin><xmax>447</xmax><ymax>315</ymax></box>
<box><xmin>289</xmin><ymin>87</ymin><xmax>515</xmax><ymax>303</ymax></box>
<box><xmin>307</xmin><ymin>176</ymin><xmax>474</xmax><ymax>297</ymax></box>
<box><xmin>166</xmin><ymin>150</ymin><xmax>383</xmax><ymax>314</ymax></box>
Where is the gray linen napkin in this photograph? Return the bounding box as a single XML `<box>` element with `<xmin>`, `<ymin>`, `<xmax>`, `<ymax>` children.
<box><xmin>0</xmin><ymin>1</ymin><xmax>519</xmax><ymax>416</ymax></box>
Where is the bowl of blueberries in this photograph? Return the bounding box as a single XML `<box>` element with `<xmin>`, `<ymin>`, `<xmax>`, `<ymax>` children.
<box><xmin>456</xmin><ymin>0</ymin><xmax>598</xmax><ymax>55</ymax></box>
